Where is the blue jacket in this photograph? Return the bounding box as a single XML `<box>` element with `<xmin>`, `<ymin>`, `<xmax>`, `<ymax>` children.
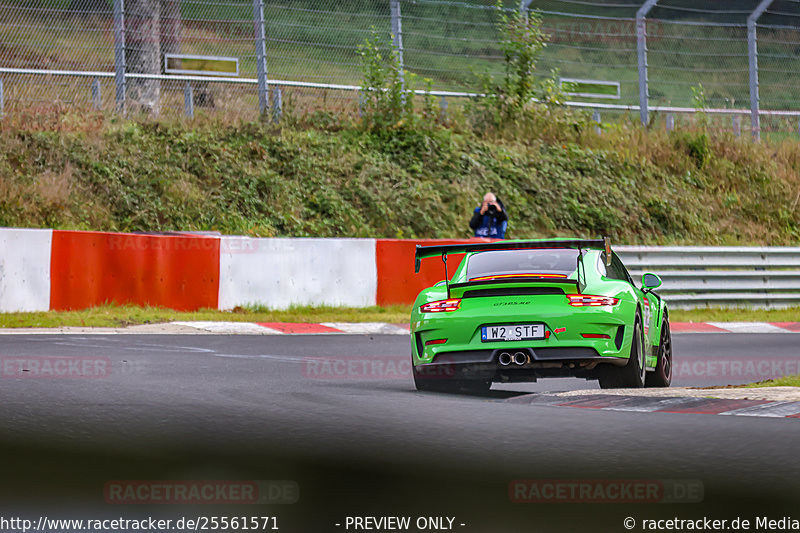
<box><xmin>469</xmin><ymin>200</ymin><xmax>507</xmax><ymax>238</ymax></box>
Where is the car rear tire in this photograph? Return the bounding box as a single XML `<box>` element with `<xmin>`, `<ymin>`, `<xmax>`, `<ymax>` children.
<box><xmin>646</xmin><ymin>317</ymin><xmax>672</xmax><ymax>387</ymax></box>
<box><xmin>599</xmin><ymin>316</ymin><xmax>645</xmax><ymax>389</ymax></box>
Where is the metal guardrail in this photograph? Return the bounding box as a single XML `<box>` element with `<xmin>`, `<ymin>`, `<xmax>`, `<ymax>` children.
<box><xmin>616</xmin><ymin>246</ymin><xmax>800</xmax><ymax>309</ymax></box>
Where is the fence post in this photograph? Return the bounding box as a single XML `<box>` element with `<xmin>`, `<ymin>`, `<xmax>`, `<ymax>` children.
<box><xmin>733</xmin><ymin>114</ymin><xmax>741</xmax><ymax>137</ymax></box>
<box><xmin>439</xmin><ymin>95</ymin><xmax>447</xmax><ymax>122</ymax></box>
<box><xmin>592</xmin><ymin>109</ymin><xmax>601</xmax><ymax>134</ymax></box>
<box><xmin>636</xmin><ymin>0</ymin><xmax>659</xmax><ymax>126</ymax></box>
<box><xmin>91</xmin><ymin>78</ymin><xmax>102</xmax><ymax>110</ymax></box>
<box><xmin>390</xmin><ymin>0</ymin><xmax>404</xmax><ymax>89</ymax></box>
<box><xmin>253</xmin><ymin>0</ymin><xmax>269</xmax><ymax>115</ymax></box>
<box><xmin>272</xmin><ymin>87</ymin><xmax>282</xmax><ymax>123</ymax></box>
<box><xmin>666</xmin><ymin>113</ymin><xmax>674</xmax><ymax>131</ymax></box>
<box><xmin>749</xmin><ymin>0</ymin><xmax>774</xmax><ymax>141</ymax></box>
<box><xmin>0</xmin><ymin>79</ymin><xmax>4</xmax><ymax>118</ymax></box>
<box><xmin>113</xmin><ymin>0</ymin><xmax>126</xmax><ymax>113</ymax></box>
<box><xmin>184</xmin><ymin>82</ymin><xmax>194</xmax><ymax>118</ymax></box>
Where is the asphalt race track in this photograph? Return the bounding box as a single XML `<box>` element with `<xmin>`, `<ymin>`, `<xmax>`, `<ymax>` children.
<box><xmin>0</xmin><ymin>333</ymin><xmax>798</xmax><ymax>532</ymax></box>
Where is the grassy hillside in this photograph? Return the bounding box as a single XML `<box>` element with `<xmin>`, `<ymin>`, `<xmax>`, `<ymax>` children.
<box><xmin>1</xmin><ymin>106</ymin><xmax>799</xmax><ymax>244</ymax></box>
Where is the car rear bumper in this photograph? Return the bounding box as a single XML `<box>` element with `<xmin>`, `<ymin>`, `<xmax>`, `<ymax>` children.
<box><xmin>414</xmin><ymin>346</ymin><xmax>627</xmax><ymax>382</ymax></box>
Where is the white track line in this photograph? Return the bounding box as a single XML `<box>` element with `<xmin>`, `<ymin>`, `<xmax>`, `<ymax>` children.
<box><xmin>707</xmin><ymin>322</ymin><xmax>789</xmax><ymax>334</ymax></box>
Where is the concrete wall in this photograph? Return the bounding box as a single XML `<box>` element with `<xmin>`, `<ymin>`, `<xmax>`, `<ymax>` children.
<box><xmin>6</xmin><ymin>230</ymin><xmax>781</xmax><ymax>312</ymax></box>
<box><xmin>0</xmin><ymin>228</ymin><xmax>52</xmax><ymax>312</ymax></box>
<box><xmin>218</xmin><ymin>237</ymin><xmax>377</xmax><ymax>310</ymax></box>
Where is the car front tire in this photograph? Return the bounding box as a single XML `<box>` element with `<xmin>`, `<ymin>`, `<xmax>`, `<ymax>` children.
<box><xmin>646</xmin><ymin>317</ymin><xmax>672</xmax><ymax>387</ymax></box>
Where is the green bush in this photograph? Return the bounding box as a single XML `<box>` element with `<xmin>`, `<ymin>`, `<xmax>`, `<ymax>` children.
<box><xmin>673</xmin><ymin>131</ymin><xmax>711</xmax><ymax>168</ymax></box>
<box><xmin>357</xmin><ymin>30</ymin><xmax>414</xmax><ymax>133</ymax></box>
<box><xmin>468</xmin><ymin>3</ymin><xmax>573</xmax><ymax>136</ymax></box>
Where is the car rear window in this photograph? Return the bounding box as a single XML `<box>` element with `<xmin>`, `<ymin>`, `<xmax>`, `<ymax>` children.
<box><xmin>466</xmin><ymin>249</ymin><xmax>581</xmax><ymax>280</ymax></box>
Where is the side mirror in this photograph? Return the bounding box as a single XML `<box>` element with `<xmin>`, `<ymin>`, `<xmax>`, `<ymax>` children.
<box><xmin>641</xmin><ymin>273</ymin><xmax>662</xmax><ymax>292</ymax></box>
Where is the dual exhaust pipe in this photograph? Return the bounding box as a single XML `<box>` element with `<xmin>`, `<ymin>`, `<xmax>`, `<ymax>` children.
<box><xmin>498</xmin><ymin>351</ymin><xmax>529</xmax><ymax>367</ymax></box>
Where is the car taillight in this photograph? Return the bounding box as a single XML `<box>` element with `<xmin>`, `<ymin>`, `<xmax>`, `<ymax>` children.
<box><xmin>567</xmin><ymin>294</ymin><xmax>619</xmax><ymax>307</ymax></box>
<box><xmin>425</xmin><ymin>338</ymin><xmax>448</xmax><ymax>346</ymax></box>
<box><xmin>581</xmin><ymin>333</ymin><xmax>611</xmax><ymax>339</ymax></box>
<box><xmin>419</xmin><ymin>298</ymin><xmax>461</xmax><ymax>313</ymax></box>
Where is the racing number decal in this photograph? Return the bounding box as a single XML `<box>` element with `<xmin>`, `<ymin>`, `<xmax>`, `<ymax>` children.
<box><xmin>642</xmin><ymin>297</ymin><xmax>651</xmax><ymax>336</ymax></box>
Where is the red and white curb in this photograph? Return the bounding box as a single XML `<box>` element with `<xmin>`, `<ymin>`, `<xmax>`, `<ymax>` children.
<box><xmin>508</xmin><ymin>394</ymin><xmax>800</xmax><ymax>419</ymax></box>
<box><xmin>672</xmin><ymin>322</ymin><xmax>800</xmax><ymax>333</ymax></box>
<box><xmin>170</xmin><ymin>321</ymin><xmax>412</xmax><ymax>335</ymax></box>
<box><xmin>0</xmin><ymin>321</ymin><xmax>798</xmax><ymax>335</ymax></box>
<box><xmin>172</xmin><ymin>321</ymin><xmax>800</xmax><ymax>335</ymax></box>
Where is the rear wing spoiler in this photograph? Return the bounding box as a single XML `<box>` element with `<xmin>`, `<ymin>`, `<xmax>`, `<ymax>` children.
<box><xmin>414</xmin><ymin>238</ymin><xmax>610</xmax><ymax>273</ymax></box>
<box><xmin>415</xmin><ymin>238</ymin><xmax>612</xmax><ymax>297</ymax></box>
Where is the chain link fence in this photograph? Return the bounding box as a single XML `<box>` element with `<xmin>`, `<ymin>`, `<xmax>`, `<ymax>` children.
<box><xmin>1</xmin><ymin>0</ymin><xmax>799</xmax><ymax>135</ymax></box>
<box><xmin>0</xmin><ymin>1</ymin><xmax>114</xmax><ymax>116</ymax></box>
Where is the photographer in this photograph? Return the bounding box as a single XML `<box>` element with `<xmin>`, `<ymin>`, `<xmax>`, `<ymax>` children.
<box><xmin>469</xmin><ymin>192</ymin><xmax>507</xmax><ymax>239</ymax></box>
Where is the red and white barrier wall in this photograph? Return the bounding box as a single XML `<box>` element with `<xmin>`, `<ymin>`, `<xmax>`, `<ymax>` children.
<box><xmin>50</xmin><ymin>231</ymin><xmax>220</xmax><ymax>311</ymax></box>
<box><xmin>0</xmin><ymin>229</ymin><xmax>53</xmax><ymax>312</ymax></box>
<box><xmin>0</xmin><ymin>228</ymin><xmax>473</xmax><ymax>312</ymax></box>
<box><xmin>218</xmin><ymin>237</ymin><xmax>377</xmax><ymax>310</ymax></box>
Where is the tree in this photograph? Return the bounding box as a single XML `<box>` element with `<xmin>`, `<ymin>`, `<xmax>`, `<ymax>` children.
<box><xmin>123</xmin><ymin>0</ymin><xmax>181</xmax><ymax>113</ymax></box>
<box><xmin>126</xmin><ymin>0</ymin><xmax>161</xmax><ymax>112</ymax></box>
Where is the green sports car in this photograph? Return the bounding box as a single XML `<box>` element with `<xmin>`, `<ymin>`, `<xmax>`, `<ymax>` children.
<box><xmin>410</xmin><ymin>239</ymin><xmax>672</xmax><ymax>392</ymax></box>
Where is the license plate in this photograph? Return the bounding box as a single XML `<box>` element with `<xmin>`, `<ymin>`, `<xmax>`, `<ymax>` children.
<box><xmin>481</xmin><ymin>324</ymin><xmax>544</xmax><ymax>342</ymax></box>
